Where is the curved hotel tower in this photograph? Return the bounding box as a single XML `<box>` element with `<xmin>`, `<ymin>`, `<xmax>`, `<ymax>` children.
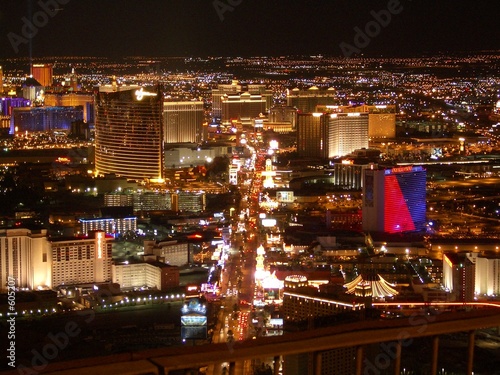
<box><xmin>95</xmin><ymin>85</ymin><xmax>163</xmax><ymax>181</ymax></box>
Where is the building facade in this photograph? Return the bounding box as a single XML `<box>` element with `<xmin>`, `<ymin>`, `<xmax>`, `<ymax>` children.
<box><xmin>318</xmin><ymin>104</ymin><xmax>396</xmax><ymax>139</ymax></box>
<box><xmin>212</xmin><ymin>81</ymin><xmax>271</xmax><ymax>119</ymax></box>
<box><xmin>296</xmin><ymin>113</ymin><xmax>328</xmax><ymax>159</ymax></box>
<box><xmin>150</xmin><ymin>240</ymin><xmax>190</xmax><ymax>267</ymax></box>
<box><xmin>0</xmin><ymin>228</ymin><xmax>51</xmax><ymax>291</ymax></box>
<box><xmin>79</xmin><ymin>217</ymin><xmax>137</xmax><ymax>237</ymax></box>
<box><xmin>163</xmin><ymin>100</ymin><xmax>204</xmax><ymax>143</ymax></box>
<box><xmin>269</xmin><ymin>105</ymin><xmax>297</xmax><ymax>129</ymax></box>
<box><xmin>443</xmin><ymin>253</ymin><xmax>476</xmax><ymax>302</ymax></box>
<box><xmin>44</xmin><ymin>92</ymin><xmax>95</xmax><ymax>123</ymax></box>
<box><xmin>475</xmin><ymin>256</ymin><xmax>500</xmax><ymax>297</ymax></box>
<box><xmin>327</xmin><ymin>113</ymin><xmax>369</xmax><ymax>158</ymax></box>
<box><xmin>50</xmin><ymin>231</ymin><xmax>112</xmax><ymax>287</ymax></box>
<box><xmin>94</xmin><ymin>85</ymin><xmax>163</xmax><ymax>181</ymax></box>
<box><xmin>286</xmin><ymin>86</ymin><xmax>336</xmax><ymax>113</ymax></box>
<box><xmin>31</xmin><ymin>63</ymin><xmax>53</xmax><ymax>87</ymax></box>
<box><xmin>112</xmin><ymin>262</ymin><xmax>179</xmax><ymax>291</ymax></box>
<box><xmin>362</xmin><ymin>166</ymin><xmax>427</xmax><ymax>233</ymax></box>
<box><xmin>11</xmin><ymin>106</ymin><xmax>84</xmax><ymax>133</ymax></box>
<box><xmin>221</xmin><ymin>92</ymin><xmax>267</xmax><ymax>121</ymax></box>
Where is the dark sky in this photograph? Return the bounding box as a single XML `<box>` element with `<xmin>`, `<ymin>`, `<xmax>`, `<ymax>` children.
<box><xmin>0</xmin><ymin>0</ymin><xmax>499</xmax><ymax>58</ymax></box>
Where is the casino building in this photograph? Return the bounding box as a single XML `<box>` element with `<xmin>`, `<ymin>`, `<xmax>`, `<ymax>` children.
<box><xmin>362</xmin><ymin>166</ymin><xmax>427</xmax><ymax>234</ymax></box>
<box><xmin>94</xmin><ymin>84</ymin><xmax>163</xmax><ymax>181</ymax></box>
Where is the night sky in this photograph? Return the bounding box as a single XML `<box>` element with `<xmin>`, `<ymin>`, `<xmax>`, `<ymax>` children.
<box><xmin>0</xmin><ymin>0</ymin><xmax>499</xmax><ymax>58</ymax></box>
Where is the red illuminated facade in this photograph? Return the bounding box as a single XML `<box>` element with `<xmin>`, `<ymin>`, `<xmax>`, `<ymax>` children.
<box><xmin>362</xmin><ymin>166</ymin><xmax>426</xmax><ymax>234</ymax></box>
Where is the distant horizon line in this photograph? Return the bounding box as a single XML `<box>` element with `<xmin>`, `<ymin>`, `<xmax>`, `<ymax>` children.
<box><xmin>2</xmin><ymin>49</ymin><xmax>500</xmax><ymax>61</ymax></box>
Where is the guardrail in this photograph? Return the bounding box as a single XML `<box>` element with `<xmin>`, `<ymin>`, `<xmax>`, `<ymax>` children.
<box><xmin>4</xmin><ymin>309</ymin><xmax>500</xmax><ymax>375</ymax></box>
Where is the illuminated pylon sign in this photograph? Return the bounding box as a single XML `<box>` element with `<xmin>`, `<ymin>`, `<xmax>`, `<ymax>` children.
<box><xmin>261</xmin><ymin>159</ymin><xmax>276</xmax><ymax>188</ymax></box>
<box><xmin>135</xmin><ymin>87</ymin><xmax>157</xmax><ymax>100</ymax></box>
<box><xmin>255</xmin><ymin>245</ymin><xmax>267</xmax><ymax>281</ymax></box>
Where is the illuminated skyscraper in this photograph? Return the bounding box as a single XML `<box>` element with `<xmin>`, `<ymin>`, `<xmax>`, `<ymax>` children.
<box><xmin>212</xmin><ymin>81</ymin><xmax>271</xmax><ymax>119</ymax></box>
<box><xmin>44</xmin><ymin>92</ymin><xmax>95</xmax><ymax>123</ymax></box>
<box><xmin>163</xmin><ymin>100</ymin><xmax>204</xmax><ymax>143</ymax></box>
<box><xmin>443</xmin><ymin>253</ymin><xmax>475</xmax><ymax>302</ymax></box>
<box><xmin>50</xmin><ymin>231</ymin><xmax>112</xmax><ymax>287</ymax></box>
<box><xmin>0</xmin><ymin>66</ymin><xmax>3</xmax><ymax>94</ymax></box>
<box><xmin>317</xmin><ymin>104</ymin><xmax>396</xmax><ymax>139</ymax></box>
<box><xmin>94</xmin><ymin>85</ymin><xmax>163</xmax><ymax>181</ymax></box>
<box><xmin>327</xmin><ymin>113</ymin><xmax>369</xmax><ymax>158</ymax></box>
<box><xmin>269</xmin><ymin>105</ymin><xmax>297</xmax><ymax>129</ymax></box>
<box><xmin>362</xmin><ymin>166</ymin><xmax>426</xmax><ymax>234</ymax></box>
<box><xmin>11</xmin><ymin>106</ymin><xmax>84</xmax><ymax>133</ymax></box>
<box><xmin>296</xmin><ymin>113</ymin><xmax>328</xmax><ymax>159</ymax></box>
<box><xmin>31</xmin><ymin>63</ymin><xmax>53</xmax><ymax>87</ymax></box>
<box><xmin>0</xmin><ymin>228</ymin><xmax>50</xmax><ymax>291</ymax></box>
<box><xmin>287</xmin><ymin>86</ymin><xmax>336</xmax><ymax>113</ymax></box>
<box><xmin>221</xmin><ymin>92</ymin><xmax>266</xmax><ymax>121</ymax></box>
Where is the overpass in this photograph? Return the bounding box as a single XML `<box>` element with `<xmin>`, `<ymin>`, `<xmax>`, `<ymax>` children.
<box><xmin>6</xmin><ymin>309</ymin><xmax>500</xmax><ymax>375</ymax></box>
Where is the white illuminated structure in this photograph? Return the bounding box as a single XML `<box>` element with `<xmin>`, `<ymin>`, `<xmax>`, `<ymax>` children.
<box><xmin>255</xmin><ymin>245</ymin><xmax>267</xmax><ymax>281</ymax></box>
<box><xmin>344</xmin><ymin>273</ymin><xmax>398</xmax><ymax>298</ymax></box>
<box><xmin>262</xmin><ymin>272</ymin><xmax>284</xmax><ymax>304</ymax></box>
<box><xmin>261</xmin><ymin>159</ymin><xmax>276</xmax><ymax>189</ymax></box>
<box><xmin>327</xmin><ymin>113</ymin><xmax>369</xmax><ymax>158</ymax></box>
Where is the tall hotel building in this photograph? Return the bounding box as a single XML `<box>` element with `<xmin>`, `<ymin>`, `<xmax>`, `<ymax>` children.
<box><xmin>296</xmin><ymin>113</ymin><xmax>328</xmax><ymax>159</ymax></box>
<box><xmin>327</xmin><ymin>113</ymin><xmax>369</xmax><ymax>158</ymax></box>
<box><xmin>268</xmin><ymin>105</ymin><xmax>298</xmax><ymax>130</ymax></box>
<box><xmin>0</xmin><ymin>228</ymin><xmax>51</xmax><ymax>291</ymax></box>
<box><xmin>211</xmin><ymin>81</ymin><xmax>272</xmax><ymax>119</ymax></box>
<box><xmin>50</xmin><ymin>231</ymin><xmax>112</xmax><ymax>287</ymax></box>
<box><xmin>362</xmin><ymin>166</ymin><xmax>426</xmax><ymax>234</ymax></box>
<box><xmin>31</xmin><ymin>63</ymin><xmax>53</xmax><ymax>87</ymax></box>
<box><xmin>221</xmin><ymin>92</ymin><xmax>267</xmax><ymax>121</ymax></box>
<box><xmin>287</xmin><ymin>86</ymin><xmax>336</xmax><ymax>113</ymax></box>
<box><xmin>44</xmin><ymin>92</ymin><xmax>95</xmax><ymax>124</ymax></box>
<box><xmin>163</xmin><ymin>100</ymin><xmax>204</xmax><ymax>143</ymax></box>
<box><xmin>95</xmin><ymin>85</ymin><xmax>163</xmax><ymax>181</ymax></box>
<box><xmin>318</xmin><ymin>104</ymin><xmax>396</xmax><ymax>139</ymax></box>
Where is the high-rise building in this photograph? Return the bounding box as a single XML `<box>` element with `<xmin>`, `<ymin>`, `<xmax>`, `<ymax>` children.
<box><xmin>50</xmin><ymin>231</ymin><xmax>112</xmax><ymax>287</ymax></box>
<box><xmin>327</xmin><ymin>113</ymin><xmax>369</xmax><ymax>158</ymax></box>
<box><xmin>318</xmin><ymin>104</ymin><xmax>396</xmax><ymax>139</ymax></box>
<box><xmin>149</xmin><ymin>240</ymin><xmax>190</xmax><ymax>267</ymax></box>
<box><xmin>0</xmin><ymin>97</ymin><xmax>31</xmax><ymax>116</ymax></box>
<box><xmin>296</xmin><ymin>113</ymin><xmax>328</xmax><ymax>159</ymax></box>
<box><xmin>0</xmin><ymin>228</ymin><xmax>51</xmax><ymax>291</ymax></box>
<box><xmin>94</xmin><ymin>85</ymin><xmax>163</xmax><ymax>181</ymax></box>
<box><xmin>474</xmin><ymin>255</ymin><xmax>500</xmax><ymax>297</ymax></box>
<box><xmin>287</xmin><ymin>86</ymin><xmax>336</xmax><ymax>113</ymax></box>
<box><xmin>0</xmin><ymin>65</ymin><xmax>3</xmax><ymax>94</ymax></box>
<box><xmin>269</xmin><ymin>105</ymin><xmax>297</xmax><ymax>129</ymax></box>
<box><xmin>44</xmin><ymin>92</ymin><xmax>95</xmax><ymax>123</ymax></box>
<box><xmin>79</xmin><ymin>217</ymin><xmax>137</xmax><ymax>237</ymax></box>
<box><xmin>211</xmin><ymin>81</ymin><xmax>271</xmax><ymax>119</ymax></box>
<box><xmin>10</xmin><ymin>106</ymin><xmax>84</xmax><ymax>133</ymax></box>
<box><xmin>31</xmin><ymin>63</ymin><xmax>53</xmax><ymax>87</ymax></box>
<box><xmin>163</xmin><ymin>100</ymin><xmax>204</xmax><ymax>143</ymax></box>
<box><xmin>443</xmin><ymin>253</ymin><xmax>476</xmax><ymax>302</ymax></box>
<box><xmin>211</xmin><ymin>81</ymin><xmax>242</xmax><ymax>119</ymax></box>
<box><xmin>22</xmin><ymin>77</ymin><xmax>44</xmax><ymax>103</ymax></box>
<box><xmin>112</xmin><ymin>261</ymin><xmax>179</xmax><ymax>292</ymax></box>
<box><xmin>221</xmin><ymin>92</ymin><xmax>267</xmax><ymax>121</ymax></box>
<box><xmin>362</xmin><ymin>166</ymin><xmax>427</xmax><ymax>234</ymax></box>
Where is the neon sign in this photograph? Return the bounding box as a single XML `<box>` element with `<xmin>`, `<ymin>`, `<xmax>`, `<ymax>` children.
<box><xmin>385</xmin><ymin>166</ymin><xmax>423</xmax><ymax>175</ymax></box>
<box><xmin>96</xmin><ymin>232</ymin><xmax>103</xmax><ymax>259</ymax></box>
<box><xmin>135</xmin><ymin>87</ymin><xmax>157</xmax><ymax>100</ymax></box>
